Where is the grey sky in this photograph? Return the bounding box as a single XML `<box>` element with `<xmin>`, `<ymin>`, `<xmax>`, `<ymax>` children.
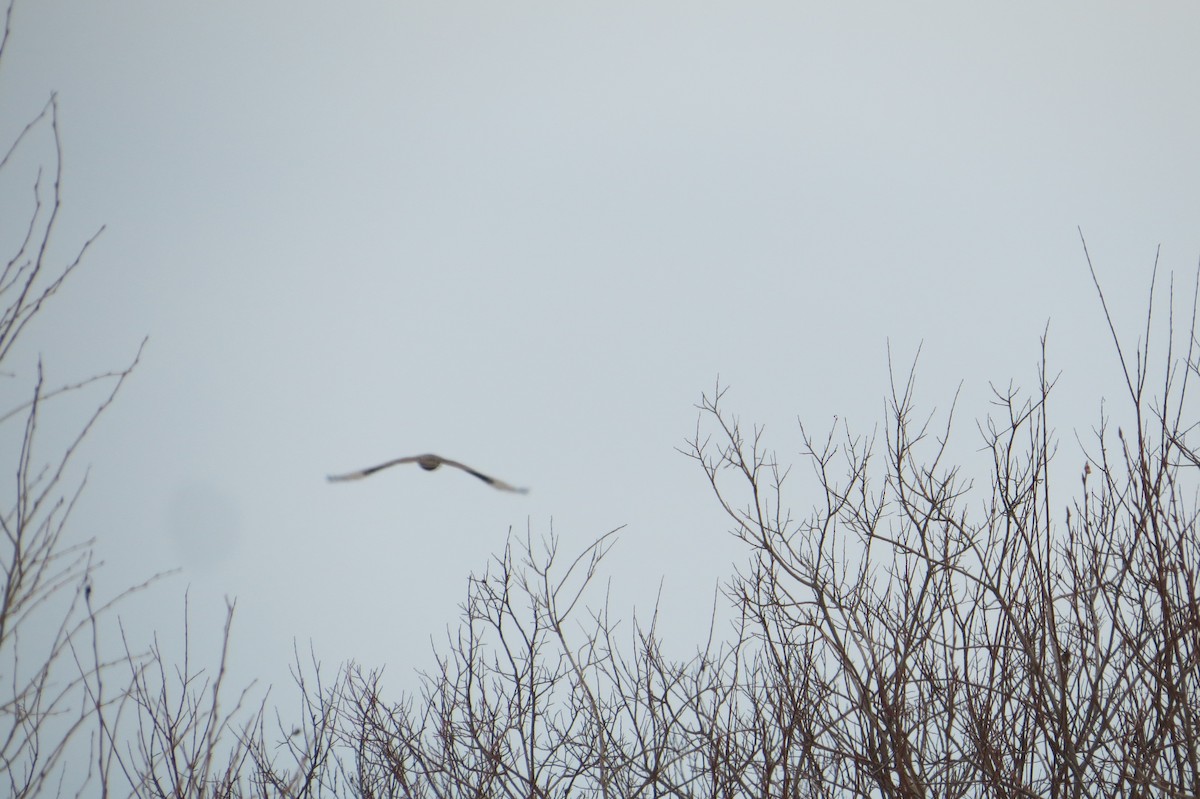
<box><xmin>4</xmin><ymin>2</ymin><xmax>1199</xmax><ymax>698</ymax></box>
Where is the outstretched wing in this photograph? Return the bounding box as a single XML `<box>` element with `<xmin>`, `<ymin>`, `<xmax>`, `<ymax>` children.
<box><xmin>326</xmin><ymin>455</ymin><xmax>422</xmax><ymax>482</ymax></box>
<box><xmin>435</xmin><ymin>458</ymin><xmax>530</xmax><ymax>494</ymax></box>
<box><xmin>327</xmin><ymin>454</ymin><xmax>529</xmax><ymax>493</ymax></box>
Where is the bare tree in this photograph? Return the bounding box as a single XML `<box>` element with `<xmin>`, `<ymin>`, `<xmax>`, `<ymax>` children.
<box><xmin>0</xmin><ymin>1</ymin><xmax>150</xmax><ymax>793</ymax></box>
<box><xmin>331</xmin><ymin>244</ymin><xmax>1200</xmax><ymax>799</ymax></box>
<box><xmin>1</xmin><ymin>6</ymin><xmax>338</xmax><ymax>796</ymax></box>
<box><xmin>678</xmin><ymin>241</ymin><xmax>1200</xmax><ymax>798</ymax></box>
<box><xmin>106</xmin><ymin>600</ymin><xmax>340</xmax><ymax>799</ymax></box>
<box><xmin>337</xmin><ymin>528</ymin><xmax>626</xmax><ymax>799</ymax></box>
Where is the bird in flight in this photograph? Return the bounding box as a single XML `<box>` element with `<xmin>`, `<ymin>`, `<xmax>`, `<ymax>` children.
<box><xmin>327</xmin><ymin>453</ymin><xmax>529</xmax><ymax>493</ymax></box>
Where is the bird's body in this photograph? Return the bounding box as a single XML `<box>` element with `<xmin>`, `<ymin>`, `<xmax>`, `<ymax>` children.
<box><xmin>327</xmin><ymin>453</ymin><xmax>528</xmax><ymax>493</ymax></box>
<box><xmin>414</xmin><ymin>454</ymin><xmax>444</xmax><ymax>471</ymax></box>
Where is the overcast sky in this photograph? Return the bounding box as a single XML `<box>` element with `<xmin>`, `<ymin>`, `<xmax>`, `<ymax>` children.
<box><xmin>4</xmin><ymin>1</ymin><xmax>1199</xmax><ymax>701</ymax></box>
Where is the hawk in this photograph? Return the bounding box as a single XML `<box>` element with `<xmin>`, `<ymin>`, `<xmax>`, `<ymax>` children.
<box><xmin>327</xmin><ymin>453</ymin><xmax>529</xmax><ymax>493</ymax></box>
